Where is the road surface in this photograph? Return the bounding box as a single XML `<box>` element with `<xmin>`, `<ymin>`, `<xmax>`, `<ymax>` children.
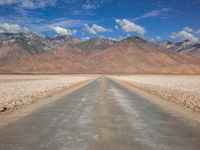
<box><xmin>0</xmin><ymin>77</ymin><xmax>200</xmax><ymax>150</ymax></box>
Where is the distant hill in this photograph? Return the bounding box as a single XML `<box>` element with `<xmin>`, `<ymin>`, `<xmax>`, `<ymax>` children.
<box><xmin>0</xmin><ymin>33</ymin><xmax>66</xmax><ymax>64</ymax></box>
<box><xmin>74</xmin><ymin>38</ymin><xmax>115</xmax><ymax>54</ymax></box>
<box><xmin>89</xmin><ymin>36</ymin><xmax>200</xmax><ymax>74</ymax></box>
<box><xmin>158</xmin><ymin>40</ymin><xmax>200</xmax><ymax>61</ymax></box>
<box><xmin>0</xmin><ymin>45</ymin><xmax>90</xmax><ymax>74</ymax></box>
<box><xmin>0</xmin><ymin>33</ymin><xmax>200</xmax><ymax>74</ymax></box>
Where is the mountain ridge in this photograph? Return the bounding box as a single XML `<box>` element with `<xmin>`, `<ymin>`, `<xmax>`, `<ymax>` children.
<box><xmin>158</xmin><ymin>40</ymin><xmax>200</xmax><ymax>60</ymax></box>
<box><xmin>0</xmin><ymin>32</ymin><xmax>200</xmax><ymax>74</ymax></box>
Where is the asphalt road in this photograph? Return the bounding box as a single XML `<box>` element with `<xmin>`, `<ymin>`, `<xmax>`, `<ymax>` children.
<box><xmin>0</xmin><ymin>77</ymin><xmax>200</xmax><ymax>150</ymax></box>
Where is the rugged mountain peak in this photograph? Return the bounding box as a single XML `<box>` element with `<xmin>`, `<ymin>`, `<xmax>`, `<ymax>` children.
<box><xmin>74</xmin><ymin>38</ymin><xmax>115</xmax><ymax>53</ymax></box>
<box><xmin>175</xmin><ymin>39</ymin><xmax>198</xmax><ymax>48</ymax></box>
<box><xmin>158</xmin><ymin>40</ymin><xmax>173</xmax><ymax>45</ymax></box>
<box><xmin>0</xmin><ymin>32</ymin><xmax>67</xmax><ymax>52</ymax></box>
<box><xmin>52</xmin><ymin>35</ymin><xmax>71</xmax><ymax>40</ymax></box>
<box><xmin>0</xmin><ymin>32</ymin><xmax>68</xmax><ymax>64</ymax></box>
<box><xmin>82</xmin><ymin>38</ymin><xmax>114</xmax><ymax>43</ymax></box>
<box><xmin>157</xmin><ymin>39</ymin><xmax>200</xmax><ymax>60</ymax></box>
<box><xmin>126</xmin><ymin>35</ymin><xmax>143</xmax><ymax>40</ymax></box>
<box><xmin>118</xmin><ymin>36</ymin><xmax>149</xmax><ymax>45</ymax></box>
<box><xmin>158</xmin><ymin>39</ymin><xmax>200</xmax><ymax>52</ymax></box>
<box><xmin>158</xmin><ymin>40</ymin><xmax>175</xmax><ymax>50</ymax></box>
<box><xmin>0</xmin><ymin>32</ymin><xmax>42</xmax><ymax>40</ymax></box>
<box><xmin>0</xmin><ymin>33</ymin><xmax>200</xmax><ymax>74</ymax></box>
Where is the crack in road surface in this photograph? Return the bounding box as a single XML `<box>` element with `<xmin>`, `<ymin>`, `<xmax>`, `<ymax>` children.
<box><xmin>0</xmin><ymin>77</ymin><xmax>200</xmax><ymax>150</ymax></box>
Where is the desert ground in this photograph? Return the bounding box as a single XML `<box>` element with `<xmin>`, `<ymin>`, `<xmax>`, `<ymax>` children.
<box><xmin>1</xmin><ymin>74</ymin><xmax>200</xmax><ymax>112</ymax></box>
<box><xmin>0</xmin><ymin>75</ymin><xmax>95</xmax><ymax>111</ymax></box>
<box><xmin>111</xmin><ymin>75</ymin><xmax>200</xmax><ymax>111</ymax></box>
<box><xmin>0</xmin><ymin>76</ymin><xmax>200</xmax><ymax>150</ymax></box>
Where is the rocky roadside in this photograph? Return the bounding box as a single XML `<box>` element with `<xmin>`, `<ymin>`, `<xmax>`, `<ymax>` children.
<box><xmin>111</xmin><ymin>75</ymin><xmax>200</xmax><ymax>111</ymax></box>
<box><xmin>0</xmin><ymin>75</ymin><xmax>95</xmax><ymax>112</ymax></box>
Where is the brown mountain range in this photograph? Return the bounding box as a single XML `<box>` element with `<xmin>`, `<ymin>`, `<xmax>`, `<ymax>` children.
<box><xmin>0</xmin><ymin>35</ymin><xmax>200</xmax><ymax>74</ymax></box>
<box><xmin>158</xmin><ymin>40</ymin><xmax>200</xmax><ymax>61</ymax></box>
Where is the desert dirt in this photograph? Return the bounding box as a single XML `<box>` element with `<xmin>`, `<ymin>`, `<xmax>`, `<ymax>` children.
<box><xmin>0</xmin><ymin>77</ymin><xmax>200</xmax><ymax>150</ymax></box>
<box><xmin>0</xmin><ymin>75</ymin><xmax>95</xmax><ymax>111</ymax></box>
<box><xmin>111</xmin><ymin>75</ymin><xmax>200</xmax><ymax>111</ymax></box>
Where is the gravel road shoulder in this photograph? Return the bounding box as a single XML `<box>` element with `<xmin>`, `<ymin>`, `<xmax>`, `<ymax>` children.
<box><xmin>110</xmin><ymin>78</ymin><xmax>200</xmax><ymax>125</ymax></box>
<box><xmin>0</xmin><ymin>78</ymin><xmax>94</xmax><ymax>128</ymax></box>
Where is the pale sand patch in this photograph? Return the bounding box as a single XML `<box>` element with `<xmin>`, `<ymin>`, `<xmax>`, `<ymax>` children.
<box><xmin>110</xmin><ymin>78</ymin><xmax>200</xmax><ymax>125</ymax></box>
<box><xmin>0</xmin><ymin>75</ymin><xmax>96</xmax><ymax>111</ymax></box>
<box><xmin>110</xmin><ymin>75</ymin><xmax>200</xmax><ymax>111</ymax></box>
<box><xmin>0</xmin><ymin>79</ymin><xmax>93</xmax><ymax>128</ymax></box>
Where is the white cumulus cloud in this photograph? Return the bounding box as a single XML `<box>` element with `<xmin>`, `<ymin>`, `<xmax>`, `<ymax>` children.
<box><xmin>0</xmin><ymin>23</ymin><xmax>29</xmax><ymax>33</ymax></box>
<box><xmin>84</xmin><ymin>24</ymin><xmax>110</xmax><ymax>34</ymax></box>
<box><xmin>182</xmin><ymin>26</ymin><xmax>200</xmax><ymax>35</ymax></box>
<box><xmin>183</xmin><ymin>26</ymin><xmax>194</xmax><ymax>33</ymax></box>
<box><xmin>115</xmin><ymin>19</ymin><xmax>146</xmax><ymax>36</ymax></box>
<box><xmin>50</xmin><ymin>26</ymin><xmax>77</xmax><ymax>36</ymax></box>
<box><xmin>170</xmin><ymin>27</ymin><xmax>199</xmax><ymax>42</ymax></box>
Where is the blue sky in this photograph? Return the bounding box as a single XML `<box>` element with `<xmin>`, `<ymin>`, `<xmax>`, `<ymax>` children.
<box><xmin>0</xmin><ymin>0</ymin><xmax>200</xmax><ymax>41</ymax></box>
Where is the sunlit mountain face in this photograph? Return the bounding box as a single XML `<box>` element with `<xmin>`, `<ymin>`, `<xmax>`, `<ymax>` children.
<box><xmin>0</xmin><ymin>0</ymin><xmax>199</xmax><ymax>42</ymax></box>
